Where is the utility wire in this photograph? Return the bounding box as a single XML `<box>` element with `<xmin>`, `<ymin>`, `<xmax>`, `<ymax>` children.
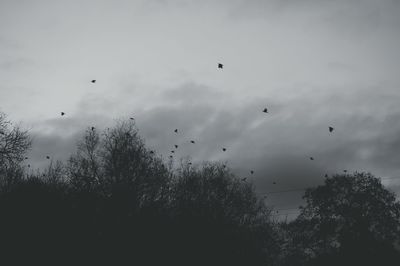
<box><xmin>258</xmin><ymin>175</ymin><xmax>400</xmax><ymax>196</ymax></box>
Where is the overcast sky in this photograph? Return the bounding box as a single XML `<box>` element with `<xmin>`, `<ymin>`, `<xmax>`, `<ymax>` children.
<box><xmin>1</xmin><ymin>0</ymin><xmax>400</xmax><ymax>216</ymax></box>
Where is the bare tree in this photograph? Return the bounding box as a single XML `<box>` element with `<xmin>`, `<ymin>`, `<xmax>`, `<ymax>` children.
<box><xmin>68</xmin><ymin>127</ymin><xmax>102</xmax><ymax>193</ymax></box>
<box><xmin>100</xmin><ymin>120</ymin><xmax>170</xmax><ymax>209</ymax></box>
<box><xmin>67</xmin><ymin>120</ymin><xmax>170</xmax><ymax>210</ymax></box>
<box><xmin>171</xmin><ymin>162</ymin><xmax>270</xmax><ymax>224</ymax></box>
<box><xmin>0</xmin><ymin>112</ymin><xmax>31</xmax><ymax>190</ymax></box>
<box><xmin>168</xmin><ymin>162</ymin><xmax>278</xmax><ymax>265</ymax></box>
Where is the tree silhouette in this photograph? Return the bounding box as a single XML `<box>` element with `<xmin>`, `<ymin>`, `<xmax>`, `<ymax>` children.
<box><xmin>68</xmin><ymin>121</ymin><xmax>170</xmax><ymax>208</ymax></box>
<box><xmin>68</xmin><ymin>127</ymin><xmax>102</xmax><ymax>192</ymax></box>
<box><xmin>2</xmin><ymin>112</ymin><xmax>400</xmax><ymax>265</ymax></box>
<box><xmin>283</xmin><ymin>172</ymin><xmax>400</xmax><ymax>266</ymax></box>
<box><xmin>0</xmin><ymin>112</ymin><xmax>31</xmax><ymax>191</ymax></box>
<box><xmin>169</xmin><ymin>162</ymin><xmax>279</xmax><ymax>266</ymax></box>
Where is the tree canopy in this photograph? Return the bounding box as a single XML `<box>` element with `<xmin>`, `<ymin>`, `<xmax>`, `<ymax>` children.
<box><xmin>0</xmin><ymin>112</ymin><xmax>399</xmax><ymax>265</ymax></box>
<box><xmin>283</xmin><ymin>172</ymin><xmax>400</xmax><ymax>266</ymax></box>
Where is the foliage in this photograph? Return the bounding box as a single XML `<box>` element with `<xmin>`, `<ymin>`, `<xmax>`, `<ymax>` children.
<box><xmin>1</xmin><ymin>112</ymin><xmax>400</xmax><ymax>265</ymax></box>
<box><xmin>0</xmin><ymin>115</ymin><xmax>276</xmax><ymax>265</ymax></box>
<box><xmin>282</xmin><ymin>172</ymin><xmax>400</xmax><ymax>266</ymax></box>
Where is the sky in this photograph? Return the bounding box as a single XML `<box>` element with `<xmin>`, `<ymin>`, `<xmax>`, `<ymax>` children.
<box><xmin>1</xmin><ymin>0</ymin><xmax>400</xmax><ymax>217</ymax></box>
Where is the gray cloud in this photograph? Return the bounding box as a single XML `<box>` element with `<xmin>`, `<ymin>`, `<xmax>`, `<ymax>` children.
<box><xmin>22</xmin><ymin>80</ymin><xmax>400</xmax><ymax>212</ymax></box>
<box><xmin>2</xmin><ymin>0</ymin><xmax>400</xmax><ymax>214</ymax></box>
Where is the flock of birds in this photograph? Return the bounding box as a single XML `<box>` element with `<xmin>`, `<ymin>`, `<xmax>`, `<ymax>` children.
<box><xmin>19</xmin><ymin>63</ymin><xmax>341</xmax><ymax>187</ymax></box>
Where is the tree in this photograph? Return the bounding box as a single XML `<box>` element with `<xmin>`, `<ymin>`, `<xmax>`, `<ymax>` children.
<box><xmin>285</xmin><ymin>172</ymin><xmax>400</xmax><ymax>266</ymax></box>
<box><xmin>169</xmin><ymin>162</ymin><xmax>279</xmax><ymax>266</ymax></box>
<box><xmin>67</xmin><ymin>121</ymin><xmax>171</xmax><ymax>211</ymax></box>
<box><xmin>68</xmin><ymin>127</ymin><xmax>102</xmax><ymax>193</ymax></box>
<box><xmin>0</xmin><ymin>112</ymin><xmax>31</xmax><ymax>190</ymax></box>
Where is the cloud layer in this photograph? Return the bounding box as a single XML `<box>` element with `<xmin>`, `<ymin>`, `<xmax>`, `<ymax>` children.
<box><xmin>1</xmin><ymin>0</ymin><xmax>400</xmax><ymax>213</ymax></box>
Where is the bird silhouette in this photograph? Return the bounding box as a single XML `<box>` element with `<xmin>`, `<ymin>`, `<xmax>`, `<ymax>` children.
<box><xmin>250</xmin><ymin>170</ymin><xmax>254</xmax><ymax>175</ymax></box>
<box><xmin>190</xmin><ymin>140</ymin><xmax>195</xmax><ymax>144</ymax></box>
<box><xmin>273</xmin><ymin>181</ymin><xmax>276</xmax><ymax>185</ymax></box>
<box><xmin>329</xmin><ymin>126</ymin><xmax>334</xmax><ymax>132</ymax></box>
<box><xmin>174</xmin><ymin>145</ymin><xmax>178</xmax><ymax>149</ymax></box>
<box><xmin>188</xmin><ymin>162</ymin><xmax>192</xmax><ymax>165</ymax></box>
<box><xmin>222</xmin><ymin>148</ymin><xmax>226</xmax><ymax>152</ymax></box>
<box><xmin>149</xmin><ymin>151</ymin><xmax>154</xmax><ymax>154</ymax></box>
<box><xmin>0</xmin><ymin>131</ymin><xmax>4</xmax><ymax>135</ymax></box>
<box><xmin>169</xmin><ymin>155</ymin><xmax>173</xmax><ymax>159</ymax></box>
<box><xmin>61</xmin><ymin>112</ymin><xmax>65</xmax><ymax>116</ymax></box>
<box><xmin>24</xmin><ymin>157</ymin><xmax>28</xmax><ymax>160</ymax></box>
<box><xmin>242</xmin><ymin>177</ymin><xmax>247</xmax><ymax>181</ymax></box>
<box><xmin>310</xmin><ymin>157</ymin><xmax>314</xmax><ymax>161</ymax></box>
<box><xmin>46</xmin><ymin>156</ymin><xmax>50</xmax><ymax>159</ymax></box>
<box><xmin>218</xmin><ymin>63</ymin><xmax>223</xmax><ymax>69</ymax></box>
<box><xmin>130</xmin><ymin>117</ymin><xmax>134</xmax><ymax>120</ymax></box>
<box><xmin>171</xmin><ymin>150</ymin><xmax>175</xmax><ymax>153</ymax></box>
<box><xmin>263</xmin><ymin>108</ymin><xmax>268</xmax><ymax>113</ymax></box>
<box><xmin>91</xmin><ymin>127</ymin><xmax>95</xmax><ymax>131</ymax></box>
<box><xmin>222</xmin><ymin>164</ymin><xmax>226</xmax><ymax>168</ymax></box>
<box><xmin>91</xmin><ymin>80</ymin><xmax>96</xmax><ymax>83</ymax></box>
<box><xmin>174</xmin><ymin>129</ymin><xmax>178</xmax><ymax>133</ymax></box>
<box><xmin>343</xmin><ymin>169</ymin><xmax>347</xmax><ymax>173</ymax></box>
<box><xmin>27</xmin><ymin>164</ymin><xmax>30</xmax><ymax>168</ymax></box>
<box><xmin>324</xmin><ymin>174</ymin><xmax>328</xmax><ymax>178</ymax></box>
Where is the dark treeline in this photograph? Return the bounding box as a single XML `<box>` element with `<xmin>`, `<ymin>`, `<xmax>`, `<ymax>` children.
<box><xmin>0</xmin><ymin>112</ymin><xmax>400</xmax><ymax>265</ymax></box>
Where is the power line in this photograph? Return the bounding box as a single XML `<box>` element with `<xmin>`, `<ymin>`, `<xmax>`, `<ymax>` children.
<box><xmin>261</xmin><ymin>176</ymin><xmax>400</xmax><ymax>215</ymax></box>
<box><xmin>260</xmin><ymin>187</ymin><xmax>308</xmax><ymax>195</ymax></box>
<box><xmin>273</xmin><ymin>207</ymin><xmax>300</xmax><ymax>212</ymax></box>
<box><xmin>271</xmin><ymin>212</ymin><xmax>300</xmax><ymax>217</ymax></box>
<box><xmin>257</xmin><ymin>176</ymin><xmax>400</xmax><ymax>196</ymax></box>
<box><xmin>381</xmin><ymin>176</ymin><xmax>400</xmax><ymax>181</ymax></box>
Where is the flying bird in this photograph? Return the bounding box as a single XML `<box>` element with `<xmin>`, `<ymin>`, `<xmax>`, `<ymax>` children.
<box><xmin>174</xmin><ymin>145</ymin><xmax>178</xmax><ymax>149</ymax></box>
<box><xmin>241</xmin><ymin>177</ymin><xmax>247</xmax><ymax>181</ymax></box>
<box><xmin>169</xmin><ymin>155</ymin><xmax>173</xmax><ymax>159</ymax></box>
<box><xmin>222</xmin><ymin>164</ymin><xmax>226</xmax><ymax>168</ymax></box>
<box><xmin>174</xmin><ymin>129</ymin><xmax>178</xmax><ymax>133</ymax></box>
<box><xmin>188</xmin><ymin>162</ymin><xmax>192</xmax><ymax>165</ymax></box>
<box><xmin>61</xmin><ymin>112</ymin><xmax>65</xmax><ymax>116</ymax></box>
<box><xmin>190</xmin><ymin>140</ymin><xmax>195</xmax><ymax>144</ymax></box>
<box><xmin>46</xmin><ymin>156</ymin><xmax>50</xmax><ymax>159</ymax></box>
<box><xmin>27</xmin><ymin>164</ymin><xmax>30</xmax><ymax>168</ymax></box>
<box><xmin>149</xmin><ymin>151</ymin><xmax>154</xmax><ymax>154</ymax></box>
<box><xmin>310</xmin><ymin>157</ymin><xmax>314</xmax><ymax>161</ymax></box>
<box><xmin>324</xmin><ymin>174</ymin><xmax>328</xmax><ymax>178</ymax></box>
<box><xmin>91</xmin><ymin>80</ymin><xmax>96</xmax><ymax>83</ymax></box>
<box><xmin>24</xmin><ymin>157</ymin><xmax>28</xmax><ymax>160</ymax></box>
<box><xmin>329</xmin><ymin>126</ymin><xmax>334</xmax><ymax>133</ymax></box>
<box><xmin>222</xmin><ymin>148</ymin><xmax>226</xmax><ymax>152</ymax></box>
<box><xmin>262</xmin><ymin>108</ymin><xmax>268</xmax><ymax>113</ymax></box>
<box><xmin>171</xmin><ymin>150</ymin><xmax>175</xmax><ymax>154</ymax></box>
<box><xmin>273</xmin><ymin>181</ymin><xmax>276</xmax><ymax>185</ymax></box>
<box><xmin>91</xmin><ymin>127</ymin><xmax>95</xmax><ymax>131</ymax></box>
<box><xmin>250</xmin><ymin>170</ymin><xmax>254</xmax><ymax>175</ymax></box>
<box><xmin>218</xmin><ymin>63</ymin><xmax>223</xmax><ymax>69</ymax></box>
<box><xmin>130</xmin><ymin>117</ymin><xmax>134</xmax><ymax>120</ymax></box>
<box><xmin>343</xmin><ymin>170</ymin><xmax>347</xmax><ymax>173</ymax></box>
